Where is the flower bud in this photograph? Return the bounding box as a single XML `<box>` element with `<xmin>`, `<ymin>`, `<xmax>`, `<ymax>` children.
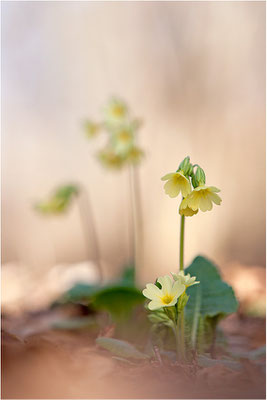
<box><xmin>192</xmin><ymin>166</ymin><xmax>206</xmax><ymax>188</ymax></box>
<box><xmin>177</xmin><ymin>156</ymin><xmax>191</xmax><ymax>176</ymax></box>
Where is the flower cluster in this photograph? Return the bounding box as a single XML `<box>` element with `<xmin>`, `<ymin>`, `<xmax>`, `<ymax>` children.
<box><xmin>143</xmin><ymin>271</ymin><xmax>199</xmax><ymax>310</ymax></box>
<box><xmin>161</xmin><ymin>156</ymin><xmax>222</xmax><ymax>217</ymax></box>
<box><xmin>84</xmin><ymin>98</ymin><xmax>144</xmax><ymax>169</ymax></box>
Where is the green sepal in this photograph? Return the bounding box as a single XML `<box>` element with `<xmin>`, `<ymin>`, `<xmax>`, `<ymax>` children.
<box><xmin>177</xmin><ymin>156</ymin><xmax>191</xmax><ymax>176</ymax></box>
<box><xmin>148</xmin><ymin>309</ymin><xmax>174</xmax><ymax>327</ymax></box>
<box><xmin>192</xmin><ymin>166</ymin><xmax>206</xmax><ymax>188</ymax></box>
<box><xmin>163</xmin><ymin>306</ymin><xmax>176</xmax><ymax>322</ymax></box>
<box><xmin>177</xmin><ymin>292</ymin><xmax>189</xmax><ymax>312</ymax></box>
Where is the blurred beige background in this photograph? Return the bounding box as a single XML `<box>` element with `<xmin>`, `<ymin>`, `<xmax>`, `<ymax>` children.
<box><xmin>2</xmin><ymin>1</ymin><xmax>265</xmax><ymax>285</ymax></box>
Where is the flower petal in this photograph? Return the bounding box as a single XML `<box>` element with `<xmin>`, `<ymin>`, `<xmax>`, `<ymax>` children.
<box><xmin>157</xmin><ymin>275</ymin><xmax>173</xmax><ymax>295</ymax></box>
<box><xmin>209</xmin><ymin>192</ymin><xmax>222</xmax><ymax>205</ymax></box>
<box><xmin>199</xmin><ymin>196</ymin><xmax>213</xmax><ymax>212</ymax></box>
<box><xmin>171</xmin><ymin>281</ymin><xmax>186</xmax><ymax>298</ymax></box>
<box><xmin>142</xmin><ymin>283</ymin><xmax>162</xmax><ymax>300</ymax></box>
<box><xmin>164</xmin><ymin>180</ymin><xmax>180</xmax><ymax>198</ymax></box>
<box><xmin>161</xmin><ymin>172</ymin><xmax>175</xmax><ymax>181</ymax></box>
<box><xmin>148</xmin><ymin>300</ymin><xmax>163</xmax><ymax>310</ymax></box>
<box><xmin>180</xmin><ymin>179</ymin><xmax>191</xmax><ymax>198</ymax></box>
<box><xmin>209</xmin><ymin>186</ymin><xmax>221</xmax><ymax>193</ymax></box>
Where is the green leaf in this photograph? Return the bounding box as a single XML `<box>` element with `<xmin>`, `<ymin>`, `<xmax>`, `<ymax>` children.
<box><xmin>185</xmin><ymin>256</ymin><xmax>238</xmax><ymax>351</ymax></box>
<box><xmin>51</xmin><ymin>316</ymin><xmax>98</xmax><ymax>330</ymax></box>
<box><xmin>35</xmin><ymin>184</ymin><xmax>79</xmax><ymax>215</ymax></box>
<box><xmin>59</xmin><ymin>283</ymin><xmax>100</xmax><ymax>303</ymax></box>
<box><xmin>185</xmin><ymin>256</ymin><xmax>238</xmax><ymax>319</ymax></box>
<box><xmin>118</xmin><ymin>264</ymin><xmax>135</xmax><ymax>287</ymax></box>
<box><xmin>147</xmin><ymin>308</ymin><xmax>174</xmax><ymax>327</ymax></box>
<box><xmin>92</xmin><ymin>286</ymin><xmax>145</xmax><ymax>322</ymax></box>
<box><xmin>96</xmin><ymin>337</ymin><xmax>150</xmax><ymax>360</ymax></box>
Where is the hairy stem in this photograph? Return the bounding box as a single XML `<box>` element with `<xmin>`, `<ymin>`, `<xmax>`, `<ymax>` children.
<box><xmin>77</xmin><ymin>188</ymin><xmax>103</xmax><ymax>282</ymax></box>
<box><xmin>129</xmin><ymin>165</ymin><xmax>144</xmax><ymax>285</ymax></box>
<box><xmin>180</xmin><ymin>308</ymin><xmax>186</xmax><ymax>361</ymax></box>
<box><xmin>180</xmin><ymin>214</ymin><xmax>185</xmax><ymax>271</ymax></box>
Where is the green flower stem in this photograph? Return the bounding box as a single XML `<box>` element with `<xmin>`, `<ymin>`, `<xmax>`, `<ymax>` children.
<box><xmin>174</xmin><ymin>320</ymin><xmax>181</xmax><ymax>361</ymax></box>
<box><xmin>129</xmin><ymin>165</ymin><xmax>144</xmax><ymax>285</ymax></box>
<box><xmin>180</xmin><ymin>214</ymin><xmax>185</xmax><ymax>271</ymax></box>
<box><xmin>77</xmin><ymin>189</ymin><xmax>103</xmax><ymax>282</ymax></box>
<box><xmin>179</xmin><ymin>308</ymin><xmax>186</xmax><ymax>361</ymax></box>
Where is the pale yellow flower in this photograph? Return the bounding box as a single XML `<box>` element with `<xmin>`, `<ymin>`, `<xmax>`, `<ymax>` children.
<box><xmin>185</xmin><ymin>185</ymin><xmax>222</xmax><ymax>212</ymax></box>
<box><xmin>84</xmin><ymin>120</ymin><xmax>100</xmax><ymax>138</ymax></box>
<box><xmin>97</xmin><ymin>147</ymin><xmax>124</xmax><ymax>169</ymax></box>
<box><xmin>171</xmin><ymin>271</ymin><xmax>199</xmax><ymax>288</ymax></box>
<box><xmin>161</xmin><ymin>171</ymin><xmax>191</xmax><ymax>198</ymax></box>
<box><xmin>126</xmin><ymin>145</ymin><xmax>144</xmax><ymax>165</ymax></box>
<box><xmin>179</xmin><ymin>197</ymin><xmax>198</xmax><ymax>217</ymax></box>
<box><xmin>111</xmin><ymin>126</ymin><xmax>134</xmax><ymax>155</ymax></box>
<box><xmin>104</xmin><ymin>98</ymin><xmax>128</xmax><ymax>125</ymax></box>
<box><xmin>142</xmin><ymin>275</ymin><xmax>185</xmax><ymax>310</ymax></box>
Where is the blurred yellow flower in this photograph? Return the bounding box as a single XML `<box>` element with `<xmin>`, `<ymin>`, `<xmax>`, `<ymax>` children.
<box><xmin>171</xmin><ymin>271</ymin><xmax>199</xmax><ymax>288</ymax></box>
<box><xmin>84</xmin><ymin>120</ymin><xmax>100</xmax><ymax>138</ymax></box>
<box><xmin>142</xmin><ymin>275</ymin><xmax>185</xmax><ymax>310</ymax></box>
<box><xmin>179</xmin><ymin>197</ymin><xmax>198</xmax><ymax>217</ymax></box>
<box><xmin>161</xmin><ymin>171</ymin><xmax>191</xmax><ymax>198</ymax></box>
<box><xmin>111</xmin><ymin>126</ymin><xmax>134</xmax><ymax>154</ymax></box>
<box><xmin>126</xmin><ymin>145</ymin><xmax>144</xmax><ymax>165</ymax></box>
<box><xmin>97</xmin><ymin>147</ymin><xmax>124</xmax><ymax>169</ymax></box>
<box><xmin>185</xmin><ymin>185</ymin><xmax>222</xmax><ymax>212</ymax></box>
<box><xmin>104</xmin><ymin>98</ymin><xmax>128</xmax><ymax>125</ymax></box>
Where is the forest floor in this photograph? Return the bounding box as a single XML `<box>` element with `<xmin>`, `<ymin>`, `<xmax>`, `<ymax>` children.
<box><xmin>2</xmin><ymin>262</ymin><xmax>266</xmax><ymax>399</ymax></box>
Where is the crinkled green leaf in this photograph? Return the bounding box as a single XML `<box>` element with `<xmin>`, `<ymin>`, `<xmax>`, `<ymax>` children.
<box><xmin>96</xmin><ymin>337</ymin><xmax>150</xmax><ymax>360</ymax></box>
<box><xmin>92</xmin><ymin>286</ymin><xmax>145</xmax><ymax>322</ymax></box>
<box><xmin>56</xmin><ymin>282</ymin><xmax>144</xmax><ymax>322</ymax></box>
<box><xmin>185</xmin><ymin>256</ymin><xmax>238</xmax><ymax>352</ymax></box>
<box><xmin>58</xmin><ymin>283</ymin><xmax>100</xmax><ymax>304</ymax></box>
<box><xmin>185</xmin><ymin>256</ymin><xmax>238</xmax><ymax>319</ymax></box>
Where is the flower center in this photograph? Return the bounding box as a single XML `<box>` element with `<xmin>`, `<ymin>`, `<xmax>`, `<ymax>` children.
<box><xmin>112</xmin><ymin>105</ymin><xmax>125</xmax><ymax>117</ymax></box>
<box><xmin>118</xmin><ymin>131</ymin><xmax>131</xmax><ymax>142</ymax></box>
<box><xmin>161</xmin><ymin>294</ymin><xmax>174</xmax><ymax>305</ymax></box>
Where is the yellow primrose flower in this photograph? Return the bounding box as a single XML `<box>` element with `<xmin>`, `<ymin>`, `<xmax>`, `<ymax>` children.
<box><xmin>179</xmin><ymin>197</ymin><xmax>198</xmax><ymax>217</ymax></box>
<box><xmin>84</xmin><ymin>120</ymin><xmax>100</xmax><ymax>138</ymax></box>
<box><xmin>111</xmin><ymin>126</ymin><xmax>134</xmax><ymax>154</ymax></box>
<box><xmin>104</xmin><ymin>98</ymin><xmax>128</xmax><ymax>125</ymax></box>
<box><xmin>97</xmin><ymin>147</ymin><xmax>124</xmax><ymax>169</ymax></box>
<box><xmin>185</xmin><ymin>185</ymin><xmax>222</xmax><ymax>212</ymax></box>
<box><xmin>161</xmin><ymin>171</ymin><xmax>191</xmax><ymax>198</ymax></box>
<box><xmin>126</xmin><ymin>145</ymin><xmax>144</xmax><ymax>165</ymax></box>
<box><xmin>171</xmin><ymin>271</ymin><xmax>199</xmax><ymax>288</ymax></box>
<box><xmin>142</xmin><ymin>275</ymin><xmax>185</xmax><ymax>310</ymax></box>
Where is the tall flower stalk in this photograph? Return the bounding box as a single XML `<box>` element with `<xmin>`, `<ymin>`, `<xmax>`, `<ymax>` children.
<box><xmin>142</xmin><ymin>156</ymin><xmax>222</xmax><ymax>362</ymax></box>
<box><xmin>83</xmin><ymin>97</ymin><xmax>145</xmax><ymax>284</ymax></box>
<box><xmin>35</xmin><ymin>184</ymin><xmax>104</xmax><ymax>282</ymax></box>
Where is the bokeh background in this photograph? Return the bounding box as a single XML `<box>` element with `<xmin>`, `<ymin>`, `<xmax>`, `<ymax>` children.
<box><xmin>2</xmin><ymin>1</ymin><xmax>265</xmax><ymax>298</ymax></box>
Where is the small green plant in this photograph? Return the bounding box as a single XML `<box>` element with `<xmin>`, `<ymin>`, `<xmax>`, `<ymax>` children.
<box><xmin>142</xmin><ymin>156</ymin><xmax>237</xmax><ymax>362</ymax></box>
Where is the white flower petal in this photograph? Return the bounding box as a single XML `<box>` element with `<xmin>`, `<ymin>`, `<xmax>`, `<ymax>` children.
<box><xmin>148</xmin><ymin>300</ymin><xmax>163</xmax><ymax>310</ymax></box>
<box><xmin>158</xmin><ymin>275</ymin><xmax>172</xmax><ymax>295</ymax></box>
<box><xmin>143</xmin><ymin>283</ymin><xmax>162</xmax><ymax>300</ymax></box>
<box><xmin>171</xmin><ymin>281</ymin><xmax>186</xmax><ymax>297</ymax></box>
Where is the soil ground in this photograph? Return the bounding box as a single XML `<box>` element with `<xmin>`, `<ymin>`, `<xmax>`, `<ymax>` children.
<box><xmin>2</xmin><ymin>311</ymin><xmax>265</xmax><ymax>399</ymax></box>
